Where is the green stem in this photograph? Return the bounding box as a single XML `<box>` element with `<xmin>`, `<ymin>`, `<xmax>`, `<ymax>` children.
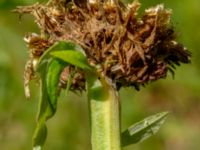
<box><xmin>86</xmin><ymin>72</ymin><xmax>121</xmax><ymax>150</ymax></box>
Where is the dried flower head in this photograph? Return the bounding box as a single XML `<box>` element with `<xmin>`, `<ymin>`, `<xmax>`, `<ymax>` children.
<box><xmin>14</xmin><ymin>0</ymin><xmax>191</xmax><ymax>96</ymax></box>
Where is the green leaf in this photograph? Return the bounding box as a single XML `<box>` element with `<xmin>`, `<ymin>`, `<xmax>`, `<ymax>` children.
<box><xmin>51</xmin><ymin>50</ymin><xmax>93</xmax><ymax>71</ymax></box>
<box><xmin>32</xmin><ymin>60</ymin><xmax>49</xmax><ymax>148</ymax></box>
<box><xmin>36</xmin><ymin>61</ymin><xmax>49</xmax><ymax>121</ymax></box>
<box><xmin>32</xmin><ymin>58</ymin><xmax>66</xmax><ymax>148</ymax></box>
<box><xmin>121</xmin><ymin>112</ymin><xmax>170</xmax><ymax>147</ymax></box>
<box><xmin>32</xmin><ymin>120</ymin><xmax>47</xmax><ymax>149</ymax></box>
<box><xmin>32</xmin><ymin>41</ymin><xmax>91</xmax><ymax>148</ymax></box>
<box><xmin>46</xmin><ymin>58</ymin><xmax>66</xmax><ymax>114</ymax></box>
<box><xmin>37</xmin><ymin>41</ymin><xmax>82</xmax><ymax>71</ymax></box>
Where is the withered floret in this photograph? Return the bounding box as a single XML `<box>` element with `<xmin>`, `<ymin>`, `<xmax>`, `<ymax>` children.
<box><xmin>14</xmin><ymin>0</ymin><xmax>191</xmax><ymax>96</ymax></box>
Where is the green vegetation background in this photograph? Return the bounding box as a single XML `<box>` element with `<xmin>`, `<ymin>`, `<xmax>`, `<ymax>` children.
<box><xmin>0</xmin><ymin>0</ymin><xmax>200</xmax><ymax>150</ymax></box>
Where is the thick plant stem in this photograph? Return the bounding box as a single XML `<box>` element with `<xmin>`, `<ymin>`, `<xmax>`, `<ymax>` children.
<box><xmin>86</xmin><ymin>72</ymin><xmax>121</xmax><ymax>150</ymax></box>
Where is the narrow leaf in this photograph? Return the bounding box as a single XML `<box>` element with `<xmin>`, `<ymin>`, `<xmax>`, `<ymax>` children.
<box><xmin>121</xmin><ymin>112</ymin><xmax>170</xmax><ymax>147</ymax></box>
<box><xmin>51</xmin><ymin>50</ymin><xmax>93</xmax><ymax>71</ymax></box>
<box><xmin>32</xmin><ymin>120</ymin><xmax>47</xmax><ymax>148</ymax></box>
<box><xmin>32</xmin><ymin>41</ymin><xmax>90</xmax><ymax>148</ymax></box>
<box><xmin>46</xmin><ymin>59</ymin><xmax>66</xmax><ymax>113</ymax></box>
<box><xmin>32</xmin><ymin>61</ymin><xmax>49</xmax><ymax>147</ymax></box>
<box><xmin>36</xmin><ymin>61</ymin><xmax>49</xmax><ymax>121</ymax></box>
<box><xmin>33</xmin><ymin>58</ymin><xmax>66</xmax><ymax>148</ymax></box>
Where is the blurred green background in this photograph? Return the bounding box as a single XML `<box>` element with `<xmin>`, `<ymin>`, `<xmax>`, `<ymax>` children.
<box><xmin>0</xmin><ymin>0</ymin><xmax>200</xmax><ymax>150</ymax></box>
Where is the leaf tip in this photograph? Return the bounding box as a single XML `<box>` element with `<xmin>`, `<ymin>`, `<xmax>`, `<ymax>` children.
<box><xmin>160</xmin><ymin>111</ymin><xmax>171</xmax><ymax>118</ymax></box>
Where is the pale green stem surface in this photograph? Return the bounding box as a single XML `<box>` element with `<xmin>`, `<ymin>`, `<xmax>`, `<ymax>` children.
<box><xmin>86</xmin><ymin>72</ymin><xmax>121</xmax><ymax>150</ymax></box>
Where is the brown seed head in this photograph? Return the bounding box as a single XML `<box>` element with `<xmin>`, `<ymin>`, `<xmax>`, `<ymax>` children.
<box><xmin>15</xmin><ymin>0</ymin><xmax>191</xmax><ymax>92</ymax></box>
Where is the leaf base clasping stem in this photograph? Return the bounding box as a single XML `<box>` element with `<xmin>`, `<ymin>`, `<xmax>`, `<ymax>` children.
<box><xmin>87</xmin><ymin>72</ymin><xmax>121</xmax><ymax>150</ymax></box>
